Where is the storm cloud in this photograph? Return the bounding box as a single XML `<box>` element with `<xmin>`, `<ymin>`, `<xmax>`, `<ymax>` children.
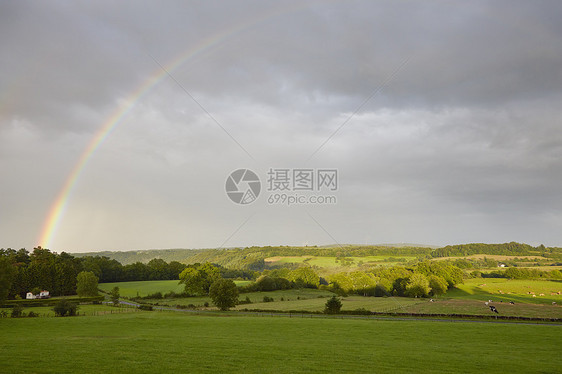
<box><xmin>1</xmin><ymin>0</ymin><xmax>561</xmax><ymax>252</ymax></box>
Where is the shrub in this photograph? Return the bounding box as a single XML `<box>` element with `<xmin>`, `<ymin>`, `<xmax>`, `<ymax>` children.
<box><xmin>137</xmin><ymin>305</ymin><xmax>153</xmax><ymax>311</ymax></box>
<box><xmin>262</xmin><ymin>296</ymin><xmax>274</xmax><ymax>303</ymax></box>
<box><xmin>27</xmin><ymin>311</ymin><xmax>38</xmax><ymax>318</ymax></box>
<box><xmin>53</xmin><ymin>299</ymin><xmax>79</xmax><ymax>317</ymax></box>
<box><xmin>11</xmin><ymin>305</ymin><xmax>24</xmax><ymax>318</ymax></box>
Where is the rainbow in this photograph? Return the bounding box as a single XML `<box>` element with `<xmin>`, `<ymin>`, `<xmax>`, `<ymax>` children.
<box><xmin>37</xmin><ymin>3</ymin><xmax>312</xmax><ymax>249</ymax></box>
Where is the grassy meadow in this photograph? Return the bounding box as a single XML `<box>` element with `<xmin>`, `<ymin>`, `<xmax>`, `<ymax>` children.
<box><xmin>1</xmin><ymin>312</ymin><xmax>561</xmax><ymax>374</ymax></box>
<box><xmin>98</xmin><ymin>279</ymin><xmax>251</xmax><ymax>298</ymax></box>
<box><xmin>449</xmin><ymin>278</ymin><xmax>562</xmax><ymax>304</ymax></box>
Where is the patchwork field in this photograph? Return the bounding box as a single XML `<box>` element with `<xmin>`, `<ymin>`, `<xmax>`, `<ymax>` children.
<box><xmin>2</xmin><ymin>312</ymin><xmax>561</xmax><ymax>374</ymax></box>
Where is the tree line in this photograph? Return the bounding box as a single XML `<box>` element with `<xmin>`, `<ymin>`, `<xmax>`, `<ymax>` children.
<box><xmin>430</xmin><ymin>242</ymin><xmax>559</xmax><ymax>258</ymax></box>
<box><xmin>0</xmin><ymin>247</ymin><xmax>192</xmax><ymax>300</ymax></box>
<box><xmin>76</xmin><ymin>242</ymin><xmax>562</xmax><ymax>271</ymax></box>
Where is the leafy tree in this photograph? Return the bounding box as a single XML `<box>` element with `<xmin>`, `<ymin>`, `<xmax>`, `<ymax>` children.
<box><xmin>53</xmin><ymin>299</ymin><xmax>79</xmax><ymax>316</ymax></box>
<box><xmin>349</xmin><ymin>271</ymin><xmax>376</xmax><ymax>296</ymax></box>
<box><xmin>406</xmin><ymin>273</ymin><xmax>430</xmax><ymax>298</ymax></box>
<box><xmin>255</xmin><ymin>275</ymin><xmax>277</xmax><ymax>291</ymax></box>
<box><xmin>289</xmin><ymin>267</ymin><xmax>320</xmax><ymax>288</ymax></box>
<box><xmin>324</xmin><ymin>296</ymin><xmax>342</xmax><ymax>314</ymax></box>
<box><xmin>209</xmin><ymin>279</ymin><xmax>239</xmax><ymax>311</ymax></box>
<box><xmin>110</xmin><ymin>286</ymin><xmax>120</xmax><ymax>306</ymax></box>
<box><xmin>179</xmin><ymin>263</ymin><xmax>220</xmax><ymax>296</ymax></box>
<box><xmin>0</xmin><ymin>256</ymin><xmax>16</xmax><ymax>304</ymax></box>
<box><xmin>76</xmin><ymin>271</ymin><xmax>99</xmax><ymax>297</ymax></box>
<box><xmin>329</xmin><ymin>273</ymin><xmax>353</xmax><ymax>293</ymax></box>
<box><xmin>428</xmin><ymin>275</ymin><xmax>448</xmax><ymax>296</ymax></box>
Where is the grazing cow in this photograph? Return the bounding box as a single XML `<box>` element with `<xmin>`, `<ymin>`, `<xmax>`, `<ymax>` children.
<box><xmin>489</xmin><ymin>305</ymin><xmax>498</xmax><ymax>314</ymax></box>
<box><xmin>485</xmin><ymin>301</ymin><xmax>489</xmax><ymax>306</ymax></box>
<box><xmin>553</xmin><ymin>302</ymin><xmax>557</xmax><ymax>305</ymax></box>
<box><xmin>509</xmin><ymin>301</ymin><xmax>515</xmax><ymax>305</ymax></box>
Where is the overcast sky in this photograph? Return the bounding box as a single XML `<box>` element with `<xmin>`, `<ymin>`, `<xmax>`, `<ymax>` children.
<box><xmin>1</xmin><ymin>0</ymin><xmax>561</xmax><ymax>253</ymax></box>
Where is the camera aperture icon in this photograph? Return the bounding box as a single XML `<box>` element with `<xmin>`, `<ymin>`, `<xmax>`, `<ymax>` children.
<box><xmin>225</xmin><ymin>169</ymin><xmax>261</xmax><ymax>205</ymax></box>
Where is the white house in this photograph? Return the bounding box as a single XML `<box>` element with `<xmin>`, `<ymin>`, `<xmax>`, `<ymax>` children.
<box><xmin>25</xmin><ymin>290</ymin><xmax>50</xmax><ymax>299</ymax></box>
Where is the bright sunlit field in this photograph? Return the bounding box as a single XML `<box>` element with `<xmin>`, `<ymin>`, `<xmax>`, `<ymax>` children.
<box><xmin>1</xmin><ymin>312</ymin><xmax>560</xmax><ymax>374</ymax></box>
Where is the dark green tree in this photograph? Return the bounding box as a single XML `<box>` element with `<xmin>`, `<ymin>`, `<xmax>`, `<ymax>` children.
<box><xmin>179</xmin><ymin>263</ymin><xmax>220</xmax><ymax>296</ymax></box>
<box><xmin>0</xmin><ymin>256</ymin><xmax>16</xmax><ymax>304</ymax></box>
<box><xmin>324</xmin><ymin>296</ymin><xmax>342</xmax><ymax>314</ymax></box>
<box><xmin>110</xmin><ymin>286</ymin><xmax>120</xmax><ymax>306</ymax></box>
<box><xmin>209</xmin><ymin>279</ymin><xmax>239</xmax><ymax>311</ymax></box>
<box><xmin>76</xmin><ymin>271</ymin><xmax>99</xmax><ymax>297</ymax></box>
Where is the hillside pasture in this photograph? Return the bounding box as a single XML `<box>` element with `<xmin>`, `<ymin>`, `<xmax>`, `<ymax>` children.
<box><xmin>1</xmin><ymin>313</ymin><xmax>560</xmax><ymax>373</ymax></box>
<box><xmin>450</xmin><ymin>278</ymin><xmax>562</xmax><ymax>305</ymax></box>
<box><xmin>399</xmin><ymin>298</ymin><xmax>562</xmax><ymax>319</ymax></box>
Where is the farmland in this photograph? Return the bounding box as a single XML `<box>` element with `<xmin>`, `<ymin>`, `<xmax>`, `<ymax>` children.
<box><xmin>98</xmin><ymin>279</ymin><xmax>251</xmax><ymax>298</ymax></box>
<box><xmin>109</xmin><ymin>279</ymin><xmax>562</xmax><ymax>319</ymax></box>
<box><xmin>1</xmin><ymin>312</ymin><xmax>561</xmax><ymax>374</ymax></box>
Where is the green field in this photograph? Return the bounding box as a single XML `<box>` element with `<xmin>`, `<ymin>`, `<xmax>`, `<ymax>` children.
<box><xmin>450</xmin><ymin>278</ymin><xmax>562</xmax><ymax>304</ymax></box>
<box><xmin>265</xmin><ymin>255</ymin><xmax>417</xmax><ymax>268</ymax></box>
<box><xmin>146</xmin><ymin>288</ymin><xmax>335</xmax><ymax>309</ymax></box>
<box><xmin>1</xmin><ymin>312</ymin><xmax>560</xmax><ymax>373</ymax></box>
<box><xmin>236</xmin><ymin>295</ymin><xmax>423</xmax><ymax>313</ymax></box>
<box><xmin>98</xmin><ymin>280</ymin><xmax>251</xmax><ymax>298</ymax></box>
